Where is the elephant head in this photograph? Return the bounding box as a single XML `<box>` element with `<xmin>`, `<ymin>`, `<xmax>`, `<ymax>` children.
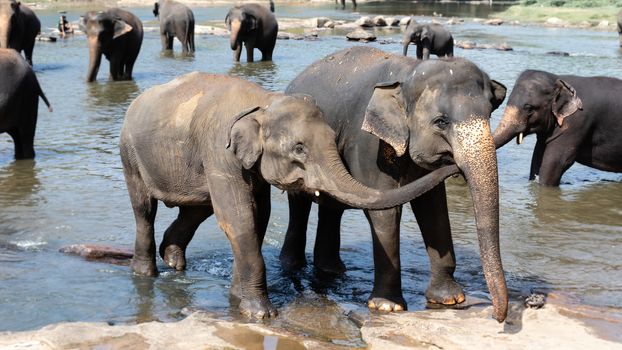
<box><xmin>228</xmin><ymin>94</ymin><xmax>460</xmax><ymax>210</ymax></box>
<box><xmin>361</xmin><ymin>58</ymin><xmax>509</xmax><ymax>322</ymax></box>
<box><xmin>493</xmin><ymin>70</ymin><xmax>583</xmax><ymax>149</ymax></box>
<box><xmin>0</xmin><ymin>0</ymin><xmax>22</xmax><ymax>49</ymax></box>
<box><xmin>79</xmin><ymin>11</ymin><xmax>133</xmax><ymax>82</ymax></box>
<box><xmin>225</xmin><ymin>6</ymin><xmax>256</xmax><ymax>52</ymax></box>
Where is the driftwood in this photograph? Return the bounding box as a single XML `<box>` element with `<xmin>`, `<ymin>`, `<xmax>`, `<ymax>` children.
<box><xmin>60</xmin><ymin>244</ymin><xmax>133</xmax><ymax>265</ymax></box>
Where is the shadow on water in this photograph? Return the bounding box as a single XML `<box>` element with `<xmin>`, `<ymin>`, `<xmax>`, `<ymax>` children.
<box><xmin>0</xmin><ymin>160</ymin><xmax>40</xmax><ymax>204</ymax></box>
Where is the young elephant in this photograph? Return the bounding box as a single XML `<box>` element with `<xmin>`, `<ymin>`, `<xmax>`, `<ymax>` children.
<box><xmin>0</xmin><ymin>48</ymin><xmax>52</xmax><ymax>159</ymax></box>
<box><xmin>282</xmin><ymin>46</ymin><xmax>508</xmax><ymax>322</ymax></box>
<box><xmin>80</xmin><ymin>8</ymin><xmax>143</xmax><ymax>82</ymax></box>
<box><xmin>153</xmin><ymin>0</ymin><xmax>195</xmax><ymax>53</ymax></box>
<box><xmin>120</xmin><ymin>73</ymin><xmax>459</xmax><ymax>319</ymax></box>
<box><xmin>493</xmin><ymin>70</ymin><xmax>622</xmax><ymax>186</ymax></box>
<box><xmin>0</xmin><ymin>0</ymin><xmax>40</xmax><ymax>65</ymax></box>
<box><xmin>225</xmin><ymin>3</ymin><xmax>277</xmax><ymax>62</ymax></box>
<box><xmin>403</xmin><ymin>21</ymin><xmax>454</xmax><ymax>59</ymax></box>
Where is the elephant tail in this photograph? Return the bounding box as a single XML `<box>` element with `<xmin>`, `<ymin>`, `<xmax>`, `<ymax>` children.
<box><xmin>38</xmin><ymin>85</ymin><xmax>52</xmax><ymax>113</ymax></box>
<box><xmin>187</xmin><ymin>23</ymin><xmax>195</xmax><ymax>52</ymax></box>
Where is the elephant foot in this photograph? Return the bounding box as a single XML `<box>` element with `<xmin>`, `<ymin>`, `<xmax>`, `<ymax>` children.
<box><xmin>130</xmin><ymin>257</ymin><xmax>158</xmax><ymax>277</ymax></box>
<box><xmin>279</xmin><ymin>251</ymin><xmax>307</xmax><ymax>271</ymax></box>
<box><xmin>313</xmin><ymin>256</ymin><xmax>346</xmax><ymax>274</ymax></box>
<box><xmin>239</xmin><ymin>297</ymin><xmax>278</xmax><ymax>319</ymax></box>
<box><xmin>367</xmin><ymin>296</ymin><xmax>407</xmax><ymax>312</ymax></box>
<box><xmin>425</xmin><ymin>277</ymin><xmax>465</xmax><ymax>306</ymax></box>
<box><xmin>160</xmin><ymin>244</ymin><xmax>187</xmax><ymax>271</ymax></box>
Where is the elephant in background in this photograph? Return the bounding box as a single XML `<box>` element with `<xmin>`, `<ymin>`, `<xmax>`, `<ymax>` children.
<box><xmin>282</xmin><ymin>47</ymin><xmax>508</xmax><ymax>322</ymax></box>
<box><xmin>120</xmin><ymin>72</ymin><xmax>459</xmax><ymax>319</ymax></box>
<box><xmin>153</xmin><ymin>0</ymin><xmax>195</xmax><ymax>54</ymax></box>
<box><xmin>0</xmin><ymin>48</ymin><xmax>52</xmax><ymax>159</ymax></box>
<box><xmin>403</xmin><ymin>21</ymin><xmax>454</xmax><ymax>59</ymax></box>
<box><xmin>0</xmin><ymin>0</ymin><xmax>40</xmax><ymax>65</ymax></box>
<box><xmin>79</xmin><ymin>8</ymin><xmax>143</xmax><ymax>82</ymax></box>
<box><xmin>335</xmin><ymin>0</ymin><xmax>356</xmax><ymax>10</ymax></box>
<box><xmin>493</xmin><ymin>70</ymin><xmax>622</xmax><ymax>186</ymax></box>
<box><xmin>225</xmin><ymin>3</ymin><xmax>278</xmax><ymax>62</ymax></box>
<box><xmin>617</xmin><ymin>9</ymin><xmax>622</xmax><ymax>46</ymax></box>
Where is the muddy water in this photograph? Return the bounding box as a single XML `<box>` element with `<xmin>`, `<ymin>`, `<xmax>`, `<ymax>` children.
<box><xmin>0</xmin><ymin>1</ymin><xmax>620</xmax><ymax>345</ymax></box>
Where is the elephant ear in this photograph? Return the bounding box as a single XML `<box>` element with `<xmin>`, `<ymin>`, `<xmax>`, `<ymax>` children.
<box><xmin>551</xmin><ymin>79</ymin><xmax>583</xmax><ymax>126</ymax></box>
<box><xmin>112</xmin><ymin>19</ymin><xmax>133</xmax><ymax>39</ymax></box>
<box><xmin>489</xmin><ymin>79</ymin><xmax>507</xmax><ymax>111</ymax></box>
<box><xmin>420</xmin><ymin>26</ymin><xmax>432</xmax><ymax>41</ymax></box>
<box><xmin>245</xmin><ymin>13</ymin><xmax>258</xmax><ymax>31</ymax></box>
<box><xmin>227</xmin><ymin>106</ymin><xmax>263</xmax><ymax>170</ymax></box>
<box><xmin>361</xmin><ymin>82</ymin><xmax>409</xmax><ymax>157</ymax></box>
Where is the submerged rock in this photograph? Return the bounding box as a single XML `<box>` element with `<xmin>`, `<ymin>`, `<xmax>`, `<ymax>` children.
<box><xmin>346</xmin><ymin>29</ymin><xmax>376</xmax><ymax>42</ymax></box>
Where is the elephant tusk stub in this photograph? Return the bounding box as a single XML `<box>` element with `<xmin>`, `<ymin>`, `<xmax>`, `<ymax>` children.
<box><xmin>516</xmin><ymin>132</ymin><xmax>524</xmax><ymax>145</ymax></box>
<box><xmin>314</xmin><ymin>190</ymin><xmax>320</xmax><ymax>197</ymax></box>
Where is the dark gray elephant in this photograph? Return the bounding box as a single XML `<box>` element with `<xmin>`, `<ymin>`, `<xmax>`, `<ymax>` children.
<box><xmin>153</xmin><ymin>0</ymin><xmax>195</xmax><ymax>53</ymax></box>
<box><xmin>282</xmin><ymin>46</ymin><xmax>508</xmax><ymax>322</ymax></box>
<box><xmin>403</xmin><ymin>20</ymin><xmax>454</xmax><ymax>59</ymax></box>
<box><xmin>0</xmin><ymin>0</ymin><xmax>40</xmax><ymax>65</ymax></box>
<box><xmin>617</xmin><ymin>9</ymin><xmax>622</xmax><ymax>46</ymax></box>
<box><xmin>335</xmin><ymin>0</ymin><xmax>356</xmax><ymax>9</ymax></box>
<box><xmin>0</xmin><ymin>48</ymin><xmax>51</xmax><ymax>159</ymax></box>
<box><xmin>493</xmin><ymin>70</ymin><xmax>622</xmax><ymax>186</ymax></box>
<box><xmin>120</xmin><ymin>72</ymin><xmax>459</xmax><ymax>319</ymax></box>
<box><xmin>79</xmin><ymin>8</ymin><xmax>143</xmax><ymax>82</ymax></box>
<box><xmin>225</xmin><ymin>3</ymin><xmax>277</xmax><ymax>62</ymax></box>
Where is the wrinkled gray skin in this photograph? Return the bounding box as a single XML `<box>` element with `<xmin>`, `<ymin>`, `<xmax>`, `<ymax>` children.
<box><xmin>79</xmin><ymin>8</ymin><xmax>143</xmax><ymax>82</ymax></box>
<box><xmin>493</xmin><ymin>70</ymin><xmax>622</xmax><ymax>186</ymax></box>
<box><xmin>120</xmin><ymin>72</ymin><xmax>460</xmax><ymax>319</ymax></box>
<box><xmin>282</xmin><ymin>46</ymin><xmax>508</xmax><ymax>322</ymax></box>
<box><xmin>403</xmin><ymin>20</ymin><xmax>454</xmax><ymax>59</ymax></box>
<box><xmin>225</xmin><ymin>3</ymin><xmax>277</xmax><ymax>62</ymax></box>
<box><xmin>0</xmin><ymin>0</ymin><xmax>40</xmax><ymax>65</ymax></box>
<box><xmin>617</xmin><ymin>9</ymin><xmax>622</xmax><ymax>46</ymax></box>
<box><xmin>0</xmin><ymin>48</ymin><xmax>51</xmax><ymax>159</ymax></box>
<box><xmin>153</xmin><ymin>0</ymin><xmax>194</xmax><ymax>53</ymax></box>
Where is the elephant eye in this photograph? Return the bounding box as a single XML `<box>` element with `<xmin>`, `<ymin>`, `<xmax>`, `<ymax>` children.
<box><xmin>523</xmin><ymin>104</ymin><xmax>535</xmax><ymax>114</ymax></box>
<box><xmin>433</xmin><ymin>115</ymin><xmax>450</xmax><ymax>130</ymax></box>
<box><xmin>293</xmin><ymin>143</ymin><xmax>307</xmax><ymax>157</ymax></box>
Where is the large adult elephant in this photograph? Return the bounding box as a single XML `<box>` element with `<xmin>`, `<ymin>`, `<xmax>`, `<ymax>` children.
<box><xmin>153</xmin><ymin>0</ymin><xmax>195</xmax><ymax>53</ymax></box>
<box><xmin>225</xmin><ymin>3</ymin><xmax>277</xmax><ymax>62</ymax></box>
<box><xmin>0</xmin><ymin>0</ymin><xmax>40</xmax><ymax>65</ymax></box>
<box><xmin>281</xmin><ymin>46</ymin><xmax>508</xmax><ymax>322</ymax></box>
<box><xmin>0</xmin><ymin>48</ymin><xmax>52</xmax><ymax>159</ymax></box>
<box><xmin>493</xmin><ymin>70</ymin><xmax>622</xmax><ymax>186</ymax></box>
<box><xmin>403</xmin><ymin>20</ymin><xmax>454</xmax><ymax>59</ymax></box>
<box><xmin>120</xmin><ymin>72</ymin><xmax>460</xmax><ymax>319</ymax></box>
<box><xmin>79</xmin><ymin>8</ymin><xmax>143</xmax><ymax>82</ymax></box>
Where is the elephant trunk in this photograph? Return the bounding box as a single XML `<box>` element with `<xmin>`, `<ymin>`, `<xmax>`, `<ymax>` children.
<box><xmin>453</xmin><ymin>117</ymin><xmax>508</xmax><ymax>323</ymax></box>
<box><xmin>402</xmin><ymin>40</ymin><xmax>409</xmax><ymax>56</ymax></box>
<box><xmin>493</xmin><ymin>104</ymin><xmax>523</xmax><ymax>149</ymax></box>
<box><xmin>307</xmin><ymin>143</ymin><xmax>460</xmax><ymax>210</ymax></box>
<box><xmin>86</xmin><ymin>39</ymin><xmax>102</xmax><ymax>82</ymax></box>
<box><xmin>0</xmin><ymin>20</ymin><xmax>10</xmax><ymax>48</ymax></box>
<box><xmin>229</xmin><ymin>19</ymin><xmax>241</xmax><ymax>50</ymax></box>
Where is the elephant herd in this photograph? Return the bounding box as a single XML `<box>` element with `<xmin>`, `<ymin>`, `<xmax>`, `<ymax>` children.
<box><xmin>1</xmin><ymin>0</ymin><xmax>621</xmax><ymax>323</ymax></box>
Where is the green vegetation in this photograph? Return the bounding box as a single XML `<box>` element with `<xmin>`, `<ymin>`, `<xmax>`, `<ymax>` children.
<box><xmin>494</xmin><ymin>0</ymin><xmax>619</xmax><ymax>27</ymax></box>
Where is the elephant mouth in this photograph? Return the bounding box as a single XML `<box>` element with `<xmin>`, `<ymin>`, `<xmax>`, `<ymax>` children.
<box><xmin>413</xmin><ymin>152</ymin><xmax>455</xmax><ymax>171</ymax></box>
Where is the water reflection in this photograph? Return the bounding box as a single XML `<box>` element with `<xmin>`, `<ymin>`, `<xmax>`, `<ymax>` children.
<box><xmin>228</xmin><ymin>61</ymin><xmax>279</xmax><ymax>91</ymax></box>
<box><xmin>86</xmin><ymin>80</ymin><xmax>140</xmax><ymax>110</ymax></box>
<box><xmin>0</xmin><ymin>160</ymin><xmax>40</xmax><ymax>205</ymax></box>
<box><xmin>132</xmin><ymin>274</ymin><xmax>196</xmax><ymax>323</ymax></box>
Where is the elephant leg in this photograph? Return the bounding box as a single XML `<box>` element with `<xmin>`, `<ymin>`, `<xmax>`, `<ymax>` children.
<box><xmin>160</xmin><ymin>33</ymin><xmax>169</xmax><ymax>51</ymax></box>
<box><xmin>124</xmin><ymin>168</ymin><xmax>159</xmax><ymax>277</ymax></box>
<box><xmin>416</xmin><ymin>45</ymin><xmax>423</xmax><ymax>60</ymax></box>
<box><xmin>166</xmin><ymin>34</ymin><xmax>174</xmax><ymax>51</ymax></box>
<box><xmin>8</xmin><ymin>126</ymin><xmax>35</xmax><ymax>160</ymax></box>
<box><xmin>537</xmin><ymin>147</ymin><xmax>577</xmax><ymax>186</ymax></box>
<box><xmin>280</xmin><ymin>192</ymin><xmax>312</xmax><ymax>269</ymax></box>
<box><xmin>233</xmin><ymin>46</ymin><xmax>242</xmax><ymax>62</ymax></box>
<box><xmin>208</xmin><ymin>175</ymin><xmax>276</xmax><ymax>319</ymax></box>
<box><xmin>123</xmin><ymin>54</ymin><xmax>138</xmax><ymax>81</ymax></box>
<box><xmin>245</xmin><ymin>43</ymin><xmax>255</xmax><ymax>63</ymax></box>
<box><xmin>365</xmin><ymin>207</ymin><xmax>406</xmax><ymax>312</ymax></box>
<box><xmin>260</xmin><ymin>46</ymin><xmax>274</xmax><ymax>61</ymax></box>
<box><xmin>159</xmin><ymin>205</ymin><xmax>212</xmax><ymax>271</ymax></box>
<box><xmin>23</xmin><ymin>41</ymin><xmax>35</xmax><ymax>66</ymax></box>
<box><xmin>411</xmin><ymin>183</ymin><xmax>464</xmax><ymax>306</ymax></box>
<box><xmin>313</xmin><ymin>205</ymin><xmax>345</xmax><ymax>274</ymax></box>
<box><xmin>109</xmin><ymin>56</ymin><xmax>123</xmax><ymax>80</ymax></box>
<box><xmin>529</xmin><ymin>137</ymin><xmax>546</xmax><ymax>181</ymax></box>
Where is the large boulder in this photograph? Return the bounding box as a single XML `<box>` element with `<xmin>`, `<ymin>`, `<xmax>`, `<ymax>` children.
<box><xmin>373</xmin><ymin>16</ymin><xmax>387</xmax><ymax>27</ymax></box>
<box><xmin>356</xmin><ymin>16</ymin><xmax>375</xmax><ymax>27</ymax></box>
<box><xmin>399</xmin><ymin>16</ymin><xmax>412</xmax><ymax>26</ymax></box>
<box><xmin>346</xmin><ymin>28</ymin><xmax>376</xmax><ymax>42</ymax></box>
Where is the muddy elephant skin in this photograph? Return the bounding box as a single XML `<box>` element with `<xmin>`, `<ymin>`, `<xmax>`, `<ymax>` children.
<box><xmin>493</xmin><ymin>70</ymin><xmax>622</xmax><ymax>186</ymax></box>
<box><xmin>0</xmin><ymin>48</ymin><xmax>51</xmax><ymax>159</ymax></box>
<box><xmin>0</xmin><ymin>0</ymin><xmax>40</xmax><ymax>65</ymax></box>
<box><xmin>80</xmin><ymin>8</ymin><xmax>143</xmax><ymax>82</ymax></box>
<box><xmin>120</xmin><ymin>72</ymin><xmax>461</xmax><ymax>319</ymax></box>
<box><xmin>282</xmin><ymin>46</ymin><xmax>508</xmax><ymax>322</ymax></box>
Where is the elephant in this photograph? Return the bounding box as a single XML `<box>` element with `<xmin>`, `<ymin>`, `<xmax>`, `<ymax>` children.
<box><xmin>0</xmin><ymin>0</ymin><xmax>40</xmax><ymax>65</ymax></box>
<box><xmin>493</xmin><ymin>70</ymin><xmax>622</xmax><ymax>186</ymax></box>
<box><xmin>403</xmin><ymin>20</ymin><xmax>454</xmax><ymax>60</ymax></box>
<box><xmin>281</xmin><ymin>46</ymin><xmax>509</xmax><ymax>322</ymax></box>
<box><xmin>225</xmin><ymin>3</ymin><xmax>278</xmax><ymax>62</ymax></box>
<box><xmin>617</xmin><ymin>9</ymin><xmax>622</xmax><ymax>46</ymax></box>
<box><xmin>79</xmin><ymin>8</ymin><xmax>143</xmax><ymax>82</ymax></box>
<box><xmin>335</xmin><ymin>0</ymin><xmax>356</xmax><ymax>9</ymax></box>
<box><xmin>153</xmin><ymin>0</ymin><xmax>195</xmax><ymax>54</ymax></box>
<box><xmin>0</xmin><ymin>48</ymin><xmax>52</xmax><ymax>159</ymax></box>
<box><xmin>120</xmin><ymin>72</ymin><xmax>461</xmax><ymax>319</ymax></box>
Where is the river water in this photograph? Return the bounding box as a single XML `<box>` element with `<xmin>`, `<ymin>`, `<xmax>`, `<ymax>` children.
<box><xmin>0</xmin><ymin>1</ymin><xmax>620</xmax><ymax>344</ymax></box>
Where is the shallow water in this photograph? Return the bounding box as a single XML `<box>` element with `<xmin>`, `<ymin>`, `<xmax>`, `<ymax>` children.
<box><xmin>0</xmin><ymin>1</ymin><xmax>620</xmax><ymax>344</ymax></box>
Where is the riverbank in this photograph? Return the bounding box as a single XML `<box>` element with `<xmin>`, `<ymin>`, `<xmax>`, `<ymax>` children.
<box><xmin>495</xmin><ymin>4</ymin><xmax>617</xmax><ymax>29</ymax></box>
<box><xmin>1</xmin><ymin>298</ymin><xmax>620</xmax><ymax>349</ymax></box>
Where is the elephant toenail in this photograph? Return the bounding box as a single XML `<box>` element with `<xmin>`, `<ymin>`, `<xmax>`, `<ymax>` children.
<box><xmin>394</xmin><ymin>304</ymin><xmax>404</xmax><ymax>311</ymax></box>
<box><xmin>368</xmin><ymin>300</ymin><xmax>376</xmax><ymax>309</ymax></box>
<box><xmin>379</xmin><ymin>304</ymin><xmax>392</xmax><ymax>311</ymax></box>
